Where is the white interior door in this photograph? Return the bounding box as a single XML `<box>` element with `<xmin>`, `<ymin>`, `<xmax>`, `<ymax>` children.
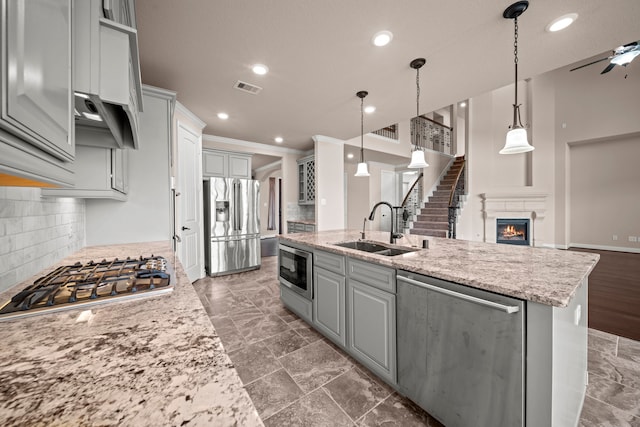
<box><xmin>380</xmin><ymin>170</ymin><xmax>398</xmax><ymax>232</ymax></box>
<box><xmin>177</xmin><ymin>121</ymin><xmax>203</xmax><ymax>282</ymax></box>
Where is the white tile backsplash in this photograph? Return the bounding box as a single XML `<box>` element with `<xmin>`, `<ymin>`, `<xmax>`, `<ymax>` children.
<box><xmin>0</xmin><ymin>188</ymin><xmax>85</xmax><ymax>292</ymax></box>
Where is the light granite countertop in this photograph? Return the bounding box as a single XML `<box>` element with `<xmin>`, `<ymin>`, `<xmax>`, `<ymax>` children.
<box><xmin>279</xmin><ymin>230</ymin><xmax>600</xmax><ymax>308</ymax></box>
<box><xmin>0</xmin><ymin>241</ymin><xmax>263</xmax><ymax>427</ymax></box>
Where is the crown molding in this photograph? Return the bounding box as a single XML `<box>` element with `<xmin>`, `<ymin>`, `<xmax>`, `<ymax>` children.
<box><xmin>312</xmin><ymin>135</ymin><xmax>344</xmax><ymax>146</ymax></box>
<box><xmin>254</xmin><ymin>160</ymin><xmax>282</xmax><ymax>173</ymax></box>
<box><xmin>203</xmin><ymin>134</ymin><xmax>305</xmax><ymax>155</ymax></box>
<box><xmin>175</xmin><ymin>101</ymin><xmax>206</xmax><ymax>130</ymax></box>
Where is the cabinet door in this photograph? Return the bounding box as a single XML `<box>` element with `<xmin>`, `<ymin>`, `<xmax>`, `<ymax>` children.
<box><xmin>1</xmin><ymin>0</ymin><xmax>73</xmax><ymax>161</ymax></box>
<box><xmin>111</xmin><ymin>148</ymin><xmax>128</xmax><ymax>193</ymax></box>
<box><xmin>304</xmin><ymin>159</ymin><xmax>315</xmax><ymax>203</ymax></box>
<box><xmin>297</xmin><ymin>162</ymin><xmax>305</xmax><ymax>202</ymax></box>
<box><xmin>347</xmin><ymin>279</ymin><xmax>396</xmax><ymax>384</ymax></box>
<box><xmin>313</xmin><ymin>267</ymin><xmax>346</xmax><ymax>347</ymax></box>
<box><xmin>228</xmin><ymin>154</ymin><xmax>251</xmax><ymax>179</ymax></box>
<box><xmin>203</xmin><ymin>150</ymin><xmax>227</xmax><ymax>177</ymax></box>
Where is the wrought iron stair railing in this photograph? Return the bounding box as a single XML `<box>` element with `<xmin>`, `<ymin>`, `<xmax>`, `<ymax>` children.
<box><xmin>447</xmin><ymin>160</ymin><xmax>466</xmax><ymax>239</ymax></box>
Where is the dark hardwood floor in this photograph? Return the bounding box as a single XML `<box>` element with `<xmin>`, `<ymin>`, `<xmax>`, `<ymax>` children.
<box><xmin>571</xmin><ymin>248</ymin><xmax>640</xmax><ymax>341</ymax></box>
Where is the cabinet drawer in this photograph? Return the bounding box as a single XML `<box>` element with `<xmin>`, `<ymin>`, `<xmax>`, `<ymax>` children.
<box><xmin>315</xmin><ymin>250</ymin><xmax>346</xmax><ymax>276</ymax></box>
<box><xmin>280</xmin><ymin>283</ymin><xmax>312</xmax><ymax>323</ymax></box>
<box><xmin>304</xmin><ymin>224</ymin><xmax>315</xmax><ymax>232</ymax></box>
<box><xmin>294</xmin><ymin>223</ymin><xmax>306</xmax><ymax>232</ymax></box>
<box><xmin>348</xmin><ymin>258</ymin><xmax>396</xmax><ymax>293</ymax></box>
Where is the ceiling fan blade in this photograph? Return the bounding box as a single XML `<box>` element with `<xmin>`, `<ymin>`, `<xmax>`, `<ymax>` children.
<box><xmin>601</xmin><ymin>63</ymin><xmax>616</xmax><ymax>74</ymax></box>
<box><xmin>569</xmin><ymin>56</ymin><xmax>610</xmax><ymax>72</ymax></box>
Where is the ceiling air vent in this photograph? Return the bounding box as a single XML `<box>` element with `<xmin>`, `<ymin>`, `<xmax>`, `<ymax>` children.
<box><xmin>233</xmin><ymin>80</ymin><xmax>263</xmax><ymax>95</ymax></box>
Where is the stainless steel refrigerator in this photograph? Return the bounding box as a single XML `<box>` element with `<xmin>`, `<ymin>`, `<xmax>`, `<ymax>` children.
<box><xmin>204</xmin><ymin>177</ymin><xmax>260</xmax><ymax>276</ymax></box>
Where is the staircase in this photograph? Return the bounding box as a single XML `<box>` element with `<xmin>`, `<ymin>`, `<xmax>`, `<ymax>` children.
<box><xmin>410</xmin><ymin>156</ymin><xmax>465</xmax><ymax>238</ymax></box>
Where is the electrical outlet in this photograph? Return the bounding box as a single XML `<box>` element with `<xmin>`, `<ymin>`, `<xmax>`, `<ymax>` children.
<box><xmin>629</xmin><ymin>236</ymin><xmax>638</xmax><ymax>242</ymax></box>
<box><xmin>612</xmin><ymin>235</ymin><xmax>618</xmax><ymax>241</ymax></box>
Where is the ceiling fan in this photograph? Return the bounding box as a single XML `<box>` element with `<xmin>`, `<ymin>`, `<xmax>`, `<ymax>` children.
<box><xmin>570</xmin><ymin>41</ymin><xmax>640</xmax><ymax>74</ymax></box>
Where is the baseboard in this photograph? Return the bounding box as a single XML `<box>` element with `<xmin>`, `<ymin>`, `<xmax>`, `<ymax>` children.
<box><xmin>541</xmin><ymin>243</ymin><xmax>568</xmax><ymax>250</ymax></box>
<box><xmin>569</xmin><ymin>243</ymin><xmax>640</xmax><ymax>254</ymax></box>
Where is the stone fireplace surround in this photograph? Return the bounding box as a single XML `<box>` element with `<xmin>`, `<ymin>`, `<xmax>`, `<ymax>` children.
<box><xmin>481</xmin><ymin>192</ymin><xmax>547</xmax><ymax>247</ymax></box>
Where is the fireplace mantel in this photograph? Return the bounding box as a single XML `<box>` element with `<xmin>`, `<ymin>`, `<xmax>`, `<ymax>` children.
<box><xmin>481</xmin><ymin>192</ymin><xmax>548</xmax><ymax>219</ymax></box>
<box><xmin>481</xmin><ymin>192</ymin><xmax>548</xmax><ymax>245</ymax></box>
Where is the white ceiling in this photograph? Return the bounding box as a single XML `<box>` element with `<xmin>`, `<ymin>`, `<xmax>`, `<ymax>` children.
<box><xmin>136</xmin><ymin>0</ymin><xmax>639</xmax><ymax>153</ymax></box>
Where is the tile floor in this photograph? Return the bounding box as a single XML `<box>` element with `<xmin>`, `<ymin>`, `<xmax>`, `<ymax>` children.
<box><xmin>192</xmin><ymin>257</ymin><xmax>640</xmax><ymax>426</ymax></box>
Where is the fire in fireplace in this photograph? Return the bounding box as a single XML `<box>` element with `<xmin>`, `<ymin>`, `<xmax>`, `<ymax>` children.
<box><xmin>496</xmin><ymin>218</ymin><xmax>530</xmax><ymax>246</ymax></box>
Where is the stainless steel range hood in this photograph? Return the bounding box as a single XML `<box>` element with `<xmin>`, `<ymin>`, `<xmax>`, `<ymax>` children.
<box><xmin>73</xmin><ymin>0</ymin><xmax>143</xmax><ymax>150</ymax></box>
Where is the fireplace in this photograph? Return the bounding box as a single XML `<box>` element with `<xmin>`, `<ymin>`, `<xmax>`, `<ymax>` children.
<box><xmin>496</xmin><ymin>218</ymin><xmax>530</xmax><ymax>246</ymax></box>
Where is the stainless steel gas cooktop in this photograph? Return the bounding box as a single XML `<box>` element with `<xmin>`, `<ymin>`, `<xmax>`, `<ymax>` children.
<box><xmin>0</xmin><ymin>256</ymin><xmax>174</xmax><ymax>321</ymax></box>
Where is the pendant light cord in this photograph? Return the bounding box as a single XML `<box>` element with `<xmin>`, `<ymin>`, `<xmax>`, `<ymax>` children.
<box><xmin>415</xmin><ymin>65</ymin><xmax>421</xmax><ymax>150</ymax></box>
<box><xmin>511</xmin><ymin>16</ymin><xmax>524</xmax><ymax>129</ymax></box>
<box><xmin>514</xmin><ymin>16</ymin><xmax>519</xmax><ymax>109</ymax></box>
<box><xmin>360</xmin><ymin>95</ymin><xmax>364</xmax><ymax>163</ymax></box>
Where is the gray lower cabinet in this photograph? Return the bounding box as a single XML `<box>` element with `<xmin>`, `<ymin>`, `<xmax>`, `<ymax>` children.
<box><xmin>287</xmin><ymin>221</ymin><xmax>316</xmax><ymax>234</ymax></box>
<box><xmin>396</xmin><ymin>272</ymin><xmax>525</xmax><ymax>427</ymax></box>
<box><xmin>346</xmin><ymin>278</ymin><xmax>396</xmax><ymax>385</ymax></box>
<box><xmin>313</xmin><ymin>266</ymin><xmax>346</xmax><ymax>347</ymax></box>
<box><xmin>280</xmin><ymin>283</ymin><xmax>312</xmax><ymax>323</ymax></box>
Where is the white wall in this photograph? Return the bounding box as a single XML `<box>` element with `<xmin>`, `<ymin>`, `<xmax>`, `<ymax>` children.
<box><xmin>457</xmin><ymin>59</ymin><xmax>640</xmax><ymax>249</ymax></box>
<box><xmin>0</xmin><ymin>187</ymin><xmax>85</xmax><ymax>291</ymax></box>
<box><xmin>569</xmin><ymin>133</ymin><xmax>640</xmax><ymax>251</ymax></box>
<box><xmin>85</xmin><ymin>87</ymin><xmax>176</xmax><ymax>245</ymax></box>
<box><xmin>553</xmin><ymin>62</ymin><xmax>640</xmax><ymax>248</ymax></box>
<box><xmin>254</xmin><ymin>165</ymin><xmax>282</xmax><ymax>235</ymax></box>
<box><xmin>314</xmin><ymin>135</ymin><xmax>344</xmax><ymax>231</ymax></box>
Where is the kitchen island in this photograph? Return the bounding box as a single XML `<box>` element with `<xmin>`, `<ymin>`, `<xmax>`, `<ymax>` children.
<box><xmin>0</xmin><ymin>241</ymin><xmax>262</xmax><ymax>427</ymax></box>
<box><xmin>278</xmin><ymin>230</ymin><xmax>600</xmax><ymax>427</ymax></box>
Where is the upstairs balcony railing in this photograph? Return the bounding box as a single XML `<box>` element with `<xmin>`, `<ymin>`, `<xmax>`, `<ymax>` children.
<box><xmin>372</xmin><ymin>124</ymin><xmax>399</xmax><ymax>140</ymax></box>
<box><xmin>410</xmin><ymin>116</ymin><xmax>453</xmax><ymax>156</ymax></box>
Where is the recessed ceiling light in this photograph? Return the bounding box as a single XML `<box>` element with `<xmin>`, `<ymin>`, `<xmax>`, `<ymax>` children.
<box><xmin>459</xmin><ymin>102</ymin><xmax>467</xmax><ymax>108</ymax></box>
<box><xmin>347</xmin><ymin>153</ymin><xmax>354</xmax><ymax>159</ymax></box>
<box><xmin>372</xmin><ymin>30</ymin><xmax>393</xmax><ymax>47</ymax></box>
<box><xmin>364</xmin><ymin>106</ymin><xmax>376</xmax><ymax>114</ymax></box>
<box><xmin>252</xmin><ymin>64</ymin><xmax>269</xmax><ymax>75</ymax></box>
<box><xmin>274</xmin><ymin>136</ymin><xmax>283</xmax><ymax>143</ymax></box>
<box><xmin>546</xmin><ymin>13</ymin><xmax>578</xmax><ymax>32</ymax></box>
<box><xmin>217</xmin><ymin>112</ymin><xmax>229</xmax><ymax>120</ymax></box>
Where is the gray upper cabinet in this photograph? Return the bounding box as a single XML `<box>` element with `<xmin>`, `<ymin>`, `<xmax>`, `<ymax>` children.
<box><xmin>203</xmin><ymin>149</ymin><xmax>251</xmax><ymax>179</ymax></box>
<box><xmin>73</xmin><ymin>0</ymin><xmax>143</xmax><ymax>150</ymax></box>
<box><xmin>297</xmin><ymin>155</ymin><xmax>315</xmax><ymax>205</ymax></box>
<box><xmin>346</xmin><ymin>262</ymin><xmax>397</xmax><ymax>385</ymax></box>
<box><xmin>0</xmin><ymin>0</ymin><xmax>74</xmax><ymax>187</ymax></box>
<box><xmin>42</xmin><ymin>146</ymin><xmax>129</xmax><ymax>200</ymax></box>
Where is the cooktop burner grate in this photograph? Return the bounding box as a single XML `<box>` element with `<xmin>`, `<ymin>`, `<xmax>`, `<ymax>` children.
<box><xmin>0</xmin><ymin>256</ymin><xmax>174</xmax><ymax>321</ymax></box>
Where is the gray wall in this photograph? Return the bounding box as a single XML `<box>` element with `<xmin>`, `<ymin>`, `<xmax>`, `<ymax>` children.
<box><xmin>0</xmin><ymin>187</ymin><xmax>85</xmax><ymax>291</ymax></box>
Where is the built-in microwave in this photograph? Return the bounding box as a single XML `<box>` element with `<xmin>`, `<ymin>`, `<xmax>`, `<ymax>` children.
<box><xmin>278</xmin><ymin>244</ymin><xmax>313</xmax><ymax>300</ymax></box>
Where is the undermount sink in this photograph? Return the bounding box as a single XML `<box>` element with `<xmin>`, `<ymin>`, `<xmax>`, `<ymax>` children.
<box><xmin>333</xmin><ymin>240</ymin><xmax>419</xmax><ymax>256</ymax></box>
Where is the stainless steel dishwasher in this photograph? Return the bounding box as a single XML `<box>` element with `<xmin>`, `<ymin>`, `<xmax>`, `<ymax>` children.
<box><xmin>396</xmin><ymin>271</ymin><xmax>525</xmax><ymax>427</ymax></box>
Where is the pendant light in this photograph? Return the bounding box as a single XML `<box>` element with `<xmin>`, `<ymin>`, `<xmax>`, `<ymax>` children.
<box><xmin>500</xmin><ymin>1</ymin><xmax>535</xmax><ymax>154</ymax></box>
<box><xmin>354</xmin><ymin>91</ymin><xmax>370</xmax><ymax>177</ymax></box>
<box><xmin>408</xmin><ymin>58</ymin><xmax>429</xmax><ymax>168</ymax></box>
